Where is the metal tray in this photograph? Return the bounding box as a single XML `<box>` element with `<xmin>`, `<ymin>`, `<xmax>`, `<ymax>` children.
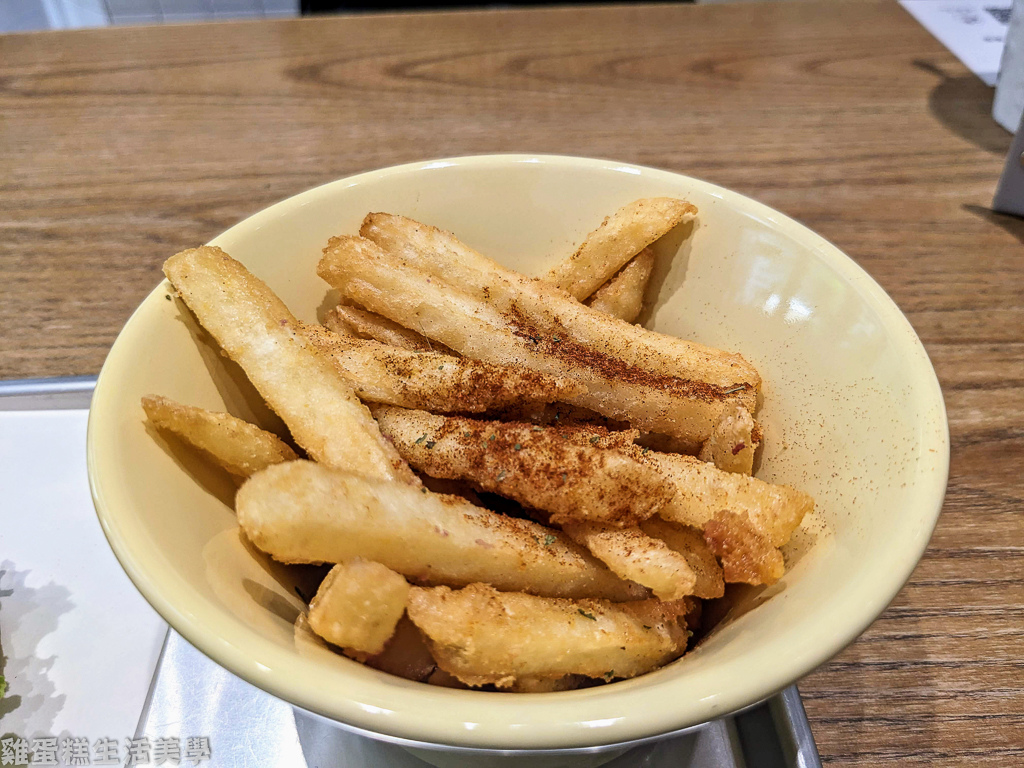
<box><xmin>0</xmin><ymin>376</ymin><xmax>822</xmax><ymax>768</ymax></box>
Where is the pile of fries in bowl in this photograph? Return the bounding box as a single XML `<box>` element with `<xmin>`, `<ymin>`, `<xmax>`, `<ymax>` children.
<box><xmin>88</xmin><ymin>156</ymin><xmax>948</xmax><ymax>757</ymax></box>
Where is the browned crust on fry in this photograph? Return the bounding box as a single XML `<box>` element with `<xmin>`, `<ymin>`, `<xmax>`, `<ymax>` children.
<box><xmin>301</xmin><ymin>323</ymin><xmax>584</xmax><ymax>413</ymax></box>
<box><xmin>499</xmin><ymin>300</ymin><xmax>754</xmax><ymax>405</ymax></box>
<box><xmin>560</xmin><ymin>521</ymin><xmax>698</xmax><ymax>601</ymax></box>
<box><xmin>703</xmin><ymin>510</ymin><xmax>785</xmax><ymax>586</ymax></box>
<box><xmin>373</xmin><ymin>407</ymin><xmax>670</xmax><ymax>527</ymax></box>
<box><xmin>621</xmin><ymin>444</ymin><xmax>813</xmax><ymax>548</ymax></box>
<box><xmin>639</xmin><ymin>518</ymin><xmax>725</xmax><ymax>599</ymax></box>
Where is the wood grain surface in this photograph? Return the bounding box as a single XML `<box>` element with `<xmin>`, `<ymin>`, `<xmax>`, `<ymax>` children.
<box><xmin>1</xmin><ymin>1</ymin><xmax>1021</xmax><ymax>764</ymax></box>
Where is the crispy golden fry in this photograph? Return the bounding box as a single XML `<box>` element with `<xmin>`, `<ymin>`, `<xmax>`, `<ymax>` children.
<box><xmin>584</xmin><ymin>247</ymin><xmax>656</xmax><ymax>322</ymax></box>
<box><xmin>372</xmin><ymin>407</ymin><xmax>670</xmax><ymax>527</ymax></box>
<box><xmin>559</xmin><ymin>521</ymin><xmax>697</xmax><ymax>601</ymax></box>
<box><xmin>301</xmin><ymin>323</ymin><xmax>583</xmax><ymax>414</ymax></box>
<box><xmin>320</xmin><ymin>219</ymin><xmax>758</xmax><ymax>445</ymax></box>
<box><xmin>624</xmin><ymin>446</ymin><xmax>812</xmax><ymax>548</ymax></box>
<box><xmin>639</xmin><ymin>517</ymin><xmax>725</xmax><ymax>599</ymax></box>
<box><xmin>704</xmin><ymin>511</ymin><xmax>785</xmax><ymax>586</ymax></box>
<box><xmin>698</xmin><ymin>405</ymin><xmax>761</xmax><ymax>475</ymax></box>
<box><xmin>407</xmin><ymin>584</ymin><xmax>692</xmax><ymax>687</ymax></box>
<box><xmin>164</xmin><ymin>247</ymin><xmax>414</xmax><ymax>484</ymax></box>
<box><xmin>541</xmin><ymin>199</ymin><xmax>697</xmax><ymax>301</ymax></box>
<box><xmin>141</xmin><ymin>394</ymin><xmax>296</xmax><ymax>477</ymax></box>
<box><xmin>324</xmin><ymin>303</ymin><xmax>449</xmax><ymax>353</ymax></box>
<box><xmin>307</xmin><ymin>560</ymin><xmax>410</xmax><ymax>655</ymax></box>
<box><xmin>236</xmin><ymin>461</ymin><xmax>644</xmax><ymax>601</ymax></box>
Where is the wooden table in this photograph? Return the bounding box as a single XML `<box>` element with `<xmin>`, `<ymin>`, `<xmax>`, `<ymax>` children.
<box><xmin>2</xmin><ymin>1</ymin><xmax>1021</xmax><ymax>763</ymax></box>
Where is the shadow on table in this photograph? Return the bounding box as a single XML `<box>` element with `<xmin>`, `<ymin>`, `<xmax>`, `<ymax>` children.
<box><xmin>963</xmin><ymin>203</ymin><xmax>1024</xmax><ymax>242</ymax></box>
<box><xmin>916</xmin><ymin>61</ymin><xmax>1013</xmax><ymax>156</ymax></box>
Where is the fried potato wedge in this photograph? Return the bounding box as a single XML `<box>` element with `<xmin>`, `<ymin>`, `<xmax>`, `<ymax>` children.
<box><xmin>319</xmin><ymin>224</ymin><xmax>757</xmax><ymax>445</ymax></box>
<box><xmin>372</xmin><ymin>407</ymin><xmax>670</xmax><ymax>527</ymax></box>
<box><xmin>323</xmin><ymin>303</ymin><xmax>449</xmax><ymax>353</ymax></box>
<box><xmin>407</xmin><ymin>584</ymin><xmax>692</xmax><ymax>687</ymax></box>
<box><xmin>584</xmin><ymin>247</ymin><xmax>656</xmax><ymax>322</ymax></box>
<box><xmin>141</xmin><ymin>394</ymin><xmax>296</xmax><ymax>477</ymax></box>
<box><xmin>236</xmin><ymin>461</ymin><xmax>644</xmax><ymax>601</ymax></box>
<box><xmin>301</xmin><ymin>323</ymin><xmax>583</xmax><ymax>414</ymax></box>
<box><xmin>542</xmin><ymin>199</ymin><xmax>697</xmax><ymax>300</ymax></box>
<box><xmin>698</xmin><ymin>405</ymin><xmax>761</xmax><ymax>475</ymax></box>
<box><xmin>559</xmin><ymin>521</ymin><xmax>697</xmax><ymax>601</ymax></box>
<box><xmin>704</xmin><ymin>511</ymin><xmax>785</xmax><ymax>586</ymax></box>
<box><xmin>625</xmin><ymin>446</ymin><xmax>812</xmax><ymax>548</ymax></box>
<box><xmin>639</xmin><ymin>517</ymin><xmax>725</xmax><ymax>599</ymax></box>
<box><xmin>164</xmin><ymin>247</ymin><xmax>414</xmax><ymax>484</ymax></box>
<box><xmin>308</xmin><ymin>559</ymin><xmax>410</xmax><ymax>655</ymax></box>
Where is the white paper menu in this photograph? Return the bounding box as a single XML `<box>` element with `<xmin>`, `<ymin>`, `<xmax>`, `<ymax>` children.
<box><xmin>0</xmin><ymin>410</ymin><xmax>166</xmax><ymax>749</ymax></box>
<box><xmin>900</xmin><ymin>0</ymin><xmax>1013</xmax><ymax>86</ymax></box>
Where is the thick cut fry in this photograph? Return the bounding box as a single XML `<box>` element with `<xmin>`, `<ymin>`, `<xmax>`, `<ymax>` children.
<box><xmin>698</xmin><ymin>405</ymin><xmax>761</xmax><ymax>475</ymax></box>
<box><xmin>372</xmin><ymin>407</ymin><xmax>670</xmax><ymax>527</ymax></box>
<box><xmin>236</xmin><ymin>461</ymin><xmax>644</xmax><ymax>601</ymax></box>
<box><xmin>559</xmin><ymin>522</ymin><xmax>697</xmax><ymax>601</ymax></box>
<box><xmin>407</xmin><ymin>584</ymin><xmax>692</xmax><ymax>687</ymax></box>
<box><xmin>307</xmin><ymin>560</ymin><xmax>410</xmax><ymax>655</ymax></box>
<box><xmin>320</xmin><ymin>221</ymin><xmax>757</xmax><ymax>444</ymax></box>
<box><xmin>704</xmin><ymin>511</ymin><xmax>785</xmax><ymax>586</ymax></box>
<box><xmin>639</xmin><ymin>517</ymin><xmax>725</xmax><ymax>599</ymax></box>
<box><xmin>623</xmin><ymin>446</ymin><xmax>812</xmax><ymax>548</ymax></box>
<box><xmin>301</xmin><ymin>323</ymin><xmax>583</xmax><ymax>414</ymax></box>
<box><xmin>323</xmin><ymin>303</ymin><xmax>449</xmax><ymax>353</ymax></box>
<box><xmin>164</xmin><ymin>247</ymin><xmax>414</xmax><ymax>484</ymax></box>
<box><xmin>542</xmin><ymin>199</ymin><xmax>697</xmax><ymax>300</ymax></box>
<box><xmin>584</xmin><ymin>247</ymin><xmax>656</xmax><ymax>322</ymax></box>
<box><xmin>141</xmin><ymin>394</ymin><xmax>296</xmax><ymax>477</ymax></box>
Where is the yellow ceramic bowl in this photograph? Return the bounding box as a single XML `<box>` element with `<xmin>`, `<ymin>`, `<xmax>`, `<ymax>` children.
<box><xmin>88</xmin><ymin>155</ymin><xmax>948</xmax><ymax>753</ymax></box>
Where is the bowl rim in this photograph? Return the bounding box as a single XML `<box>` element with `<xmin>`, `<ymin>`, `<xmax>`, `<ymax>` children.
<box><xmin>87</xmin><ymin>153</ymin><xmax>950</xmax><ymax>751</ymax></box>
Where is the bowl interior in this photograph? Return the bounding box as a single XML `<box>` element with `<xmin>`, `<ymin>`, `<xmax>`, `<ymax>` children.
<box><xmin>88</xmin><ymin>155</ymin><xmax>948</xmax><ymax>750</ymax></box>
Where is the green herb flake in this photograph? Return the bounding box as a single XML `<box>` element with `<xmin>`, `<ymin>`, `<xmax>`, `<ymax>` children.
<box><xmin>421</xmin><ymin>487</ymin><xmax>428</xmax><ymax>494</ymax></box>
<box><xmin>465</xmin><ymin>431</ymin><xmax>473</xmax><ymax>438</ymax></box>
<box><xmin>722</xmin><ymin>385</ymin><xmax>747</xmax><ymax>395</ymax></box>
<box><xmin>603</xmin><ymin>671</ymin><xmax>615</xmax><ymax>680</ymax></box>
<box><xmin>641</xmin><ymin>446</ymin><xmax>650</xmax><ymax>455</ymax></box>
<box><xmin>415</xmin><ymin>434</ymin><xmax>428</xmax><ymax>445</ymax></box>
<box><xmin>497</xmin><ymin>469</ymin><xmax>507</xmax><ymax>481</ymax></box>
<box><xmin>514</xmin><ymin>443</ymin><xmax>522</xmax><ymax>451</ymax></box>
<box><xmin>489</xmin><ymin>434</ymin><xmax>497</xmax><ymax>442</ymax></box>
<box><xmin>554</xmin><ymin>413</ymin><xmax>561</xmax><ymax>421</ymax></box>
<box><xmin>542</xmin><ymin>534</ymin><xmax>556</xmax><ymax>546</ymax></box>
<box><xmin>164</xmin><ymin>294</ymin><xmax>172</xmax><ymax>301</ymax></box>
<box><xmin>561</xmin><ymin>473</ymin><xmax>567</xmax><ymax>482</ymax></box>
<box><xmin>578</xmin><ymin>609</ymin><xmax>597</xmax><ymax>621</ymax></box>
<box><xmin>552</xmin><ymin>335</ymin><xmax>561</xmax><ymax>343</ymax></box>
<box><xmin>589</xmin><ymin>436</ymin><xmax>600</xmax><ymax>445</ymax></box>
<box><xmin>438</xmin><ymin>365</ymin><xmax>444</xmax><ymax>370</ymax></box>
<box><xmin>425</xmin><ymin>440</ymin><xmax>436</xmax><ymax>449</ymax></box>
<box><xmin>532</xmin><ymin>426</ymin><xmax>543</xmax><ymax>432</ymax></box>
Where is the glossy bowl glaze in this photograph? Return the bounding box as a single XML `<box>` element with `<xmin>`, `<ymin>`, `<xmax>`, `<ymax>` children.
<box><xmin>88</xmin><ymin>155</ymin><xmax>948</xmax><ymax>752</ymax></box>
